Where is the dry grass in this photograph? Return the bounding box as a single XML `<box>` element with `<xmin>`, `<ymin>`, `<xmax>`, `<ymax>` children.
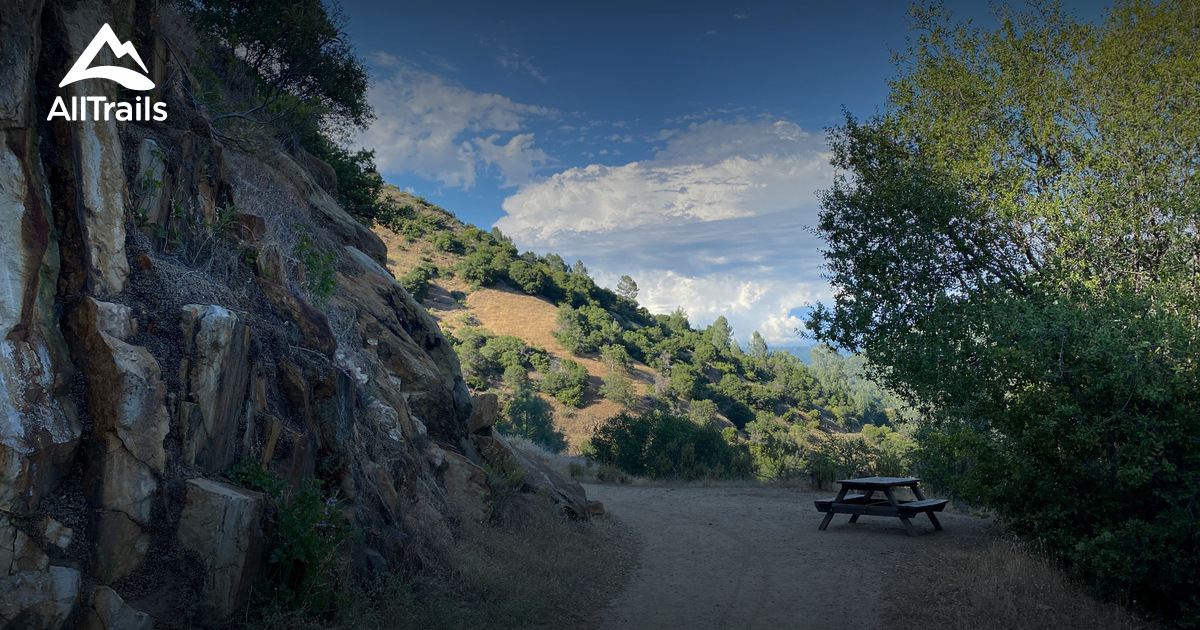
<box><xmin>257</xmin><ymin>494</ymin><xmax>636</xmax><ymax>630</ymax></box>
<box><xmin>374</xmin><ymin>222</ymin><xmax>666</xmax><ymax>455</ymax></box>
<box><xmin>459</xmin><ymin>285</ymin><xmax>658</xmax><ymax>453</ymax></box>
<box><xmin>884</xmin><ymin>537</ymin><xmax>1157</xmax><ymax>630</ymax></box>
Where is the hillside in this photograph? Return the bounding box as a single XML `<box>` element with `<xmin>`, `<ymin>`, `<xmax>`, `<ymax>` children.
<box><xmin>373</xmin><ymin>191</ymin><xmax>659</xmax><ymax>452</ymax></box>
<box><xmin>371</xmin><ymin>187</ymin><xmax>914</xmax><ymax>477</ymax></box>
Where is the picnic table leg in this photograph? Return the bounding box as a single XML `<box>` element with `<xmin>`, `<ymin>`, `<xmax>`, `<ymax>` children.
<box><xmin>848</xmin><ymin>490</ymin><xmax>874</xmax><ymax>524</ymax></box>
<box><xmin>885</xmin><ymin>488</ymin><xmax>918</xmax><ymax>537</ymax></box>
<box><xmin>911</xmin><ymin>485</ymin><xmax>943</xmax><ymax>531</ymax></box>
<box><xmin>818</xmin><ymin>487</ymin><xmax>849</xmax><ymax>531</ymax></box>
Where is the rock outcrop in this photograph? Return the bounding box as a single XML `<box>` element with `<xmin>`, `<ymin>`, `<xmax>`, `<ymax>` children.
<box><xmin>177</xmin><ymin>479</ymin><xmax>265</xmax><ymax>618</ymax></box>
<box><xmin>0</xmin><ymin>1</ymin><xmax>595</xmax><ymax>625</ymax></box>
<box><xmin>0</xmin><ymin>566</ymin><xmax>81</xmax><ymax>629</ymax></box>
<box><xmin>179</xmin><ymin>304</ymin><xmax>250</xmax><ymax>471</ymax></box>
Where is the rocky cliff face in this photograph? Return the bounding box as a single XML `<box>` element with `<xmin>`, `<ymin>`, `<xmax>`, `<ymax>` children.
<box><xmin>0</xmin><ymin>2</ymin><xmax>587</xmax><ymax>627</ymax></box>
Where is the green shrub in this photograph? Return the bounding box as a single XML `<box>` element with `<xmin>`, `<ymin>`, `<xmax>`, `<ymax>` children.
<box><xmin>399</xmin><ymin>263</ymin><xmax>437</xmax><ymax>301</ymax></box>
<box><xmin>507</xmin><ymin>260</ymin><xmax>548</xmax><ymax>295</ymax></box>
<box><xmin>598</xmin><ymin>371</ymin><xmax>635</xmax><ymax>408</ymax></box>
<box><xmin>291</xmin><ymin>224</ymin><xmax>336</xmax><ymax>307</ymax></box>
<box><xmin>539</xmin><ymin>359</ymin><xmax>588</xmax><ymax>408</ymax></box>
<box><xmin>496</xmin><ymin>387</ymin><xmax>567</xmax><ymax>454</ymax></box>
<box><xmin>588</xmin><ymin>410</ymin><xmax>753</xmax><ymax>480</ymax></box>
<box><xmin>227</xmin><ymin>459</ymin><xmax>358</xmax><ymax>613</ymax></box>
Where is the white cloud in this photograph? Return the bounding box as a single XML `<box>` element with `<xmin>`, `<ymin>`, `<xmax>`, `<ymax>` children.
<box><xmin>357</xmin><ymin>60</ymin><xmax>553</xmax><ymax>188</ymax></box>
<box><xmin>495</xmin><ymin>118</ymin><xmax>835</xmax><ymax>345</ymax></box>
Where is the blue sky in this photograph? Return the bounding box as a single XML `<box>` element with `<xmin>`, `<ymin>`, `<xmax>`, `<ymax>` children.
<box><xmin>341</xmin><ymin>0</ymin><xmax>1109</xmax><ymax>346</ymax></box>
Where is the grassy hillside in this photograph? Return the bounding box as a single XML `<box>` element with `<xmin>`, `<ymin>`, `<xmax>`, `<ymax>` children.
<box><xmin>372</xmin><ymin>185</ymin><xmax>914</xmax><ymax>479</ymax></box>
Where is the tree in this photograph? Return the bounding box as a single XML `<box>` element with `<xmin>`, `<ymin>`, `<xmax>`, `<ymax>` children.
<box><xmin>688</xmin><ymin>399</ymin><xmax>718</xmax><ymax>426</ymax></box>
<box><xmin>600</xmin><ymin>344</ymin><xmax>632</xmax><ymax>373</ymax></box>
<box><xmin>807</xmin><ymin>2</ymin><xmax>1200</xmax><ymax>622</ymax></box>
<box><xmin>187</xmin><ymin>0</ymin><xmax>371</xmax><ymax>132</ymax></box>
<box><xmin>748</xmin><ymin>331</ymin><xmax>769</xmax><ymax>359</ymax></box>
<box><xmin>508</xmin><ymin>260</ymin><xmax>548</xmax><ymax>295</ymax></box>
<box><xmin>708</xmin><ymin>316</ymin><xmax>732</xmax><ymax>352</ymax></box>
<box><xmin>497</xmin><ymin>387</ymin><xmax>566</xmax><ymax>453</ymax></box>
<box><xmin>599</xmin><ymin>372</ymin><xmax>635</xmax><ymax>408</ymax></box>
<box><xmin>616</xmin><ymin>275</ymin><xmax>639</xmax><ymax>300</ymax></box>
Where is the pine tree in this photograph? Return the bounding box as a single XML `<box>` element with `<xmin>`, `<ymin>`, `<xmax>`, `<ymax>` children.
<box><xmin>617</xmin><ymin>275</ymin><xmax>638</xmax><ymax>300</ymax></box>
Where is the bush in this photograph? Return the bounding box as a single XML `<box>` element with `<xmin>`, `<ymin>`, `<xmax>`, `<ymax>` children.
<box><xmin>507</xmin><ymin>260</ymin><xmax>548</xmax><ymax>295</ymax></box>
<box><xmin>539</xmin><ymin>359</ymin><xmax>588</xmax><ymax>408</ymax></box>
<box><xmin>598</xmin><ymin>371</ymin><xmax>635</xmax><ymax>408</ymax></box>
<box><xmin>496</xmin><ymin>387</ymin><xmax>567</xmax><ymax>454</ymax></box>
<box><xmin>399</xmin><ymin>263</ymin><xmax>437</xmax><ymax>301</ymax></box>
<box><xmin>587</xmin><ymin>410</ymin><xmax>753</xmax><ymax>480</ymax></box>
<box><xmin>291</xmin><ymin>225</ymin><xmax>336</xmax><ymax>307</ymax></box>
<box><xmin>227</xmin><ymin>460</ymin><xmax>358</xmax><ymax>613</ymax></box>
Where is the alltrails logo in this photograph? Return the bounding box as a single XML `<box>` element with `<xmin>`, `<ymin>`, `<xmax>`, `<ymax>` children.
<box><xmin>47</xmin><ymin>23</ymin><xmax>167</xmax><ymax>122</ymax></box>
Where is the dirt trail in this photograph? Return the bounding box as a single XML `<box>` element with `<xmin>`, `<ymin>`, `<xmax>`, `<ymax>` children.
<box><xmin>585</xmin><ymin>483</ymin><xmax>991</xmax><ymax>630</ymax></box>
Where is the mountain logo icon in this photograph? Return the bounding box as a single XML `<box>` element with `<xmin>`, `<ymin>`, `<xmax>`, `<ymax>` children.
<box><xmin>59</xmin><ymin>23</ymin><xmax>155</xmax><ymax>91</ymax></box>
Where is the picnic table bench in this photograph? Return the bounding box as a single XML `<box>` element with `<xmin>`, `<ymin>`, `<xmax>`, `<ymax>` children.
<box><xmin>814</xmin><ymin>477</ymin><xmax>947</xmax><ymax>536</ymax></box>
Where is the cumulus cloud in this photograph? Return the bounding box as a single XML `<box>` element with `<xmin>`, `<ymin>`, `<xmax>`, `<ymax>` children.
<box><xmin>496</xmin><ymin>119</ymin><xmax>831</xmax><ymax>241</ymax></box>
<box><xmin>495</xmin><ymin>118</ymin><xmax>835</xmax><ymax>344</ymax></box>
<box><xmin>357</xmin><ymin>60</ymin><xmax>553</xmax><ymax>188</ymax></box>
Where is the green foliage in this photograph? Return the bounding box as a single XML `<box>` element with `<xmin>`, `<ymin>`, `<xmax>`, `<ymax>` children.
<box><xmin>746</xmin><ymin>415</ymin><xmax>807</xmax><ymax>480</ymax></box>
<box><xmin>291</xmin><ymin>224</ymin><xmax>336</xmax><ymax>307</ymax></box>
<box><xmin>399</xmin><ymin>263</ymin><xmax>437</xmax><ymax>302</ymax></box>
<box><xmin>269</xmin><ymin>477</ymin><xmax>359</xmax><ymax>612</ymax></box>
<box><xmin>600</xmin><ymin>344</ymin><xmax>632</xmax><ymax>373</ymax></box>
<box><xmin>496</xmin><ymin>387</ymin><xmax>567</xmax><ymax>454</ymax></box>
<box><xmin>598</xmin><ymin>371</ymin><xmax>635</xmax><ymax>408</ymax></box>
<box><xmin>807</xmin><ymin>1</ymin><xmax>1200</xmax><ymax>622</ymax></box>
<box><xmin>186</xmin><ymin>0</ymin><xmax>371</xmax><ymax>132</ymax></box>
<box><xmin>433</xmin><ymin>231</ymin><xmax>465</xmax><ymax>254</ymax></box>
<box><xmin>226</xmin><ymin>459</ymin><xmax>357</xmax><ymax>613</ymax></box>
<box><xmin>227</xmin><ymin>457</ymin><xmax>286</xmax><ymax>499</ymax></box>
<box><xmin>616</xmin><ymin>275</ymin><xmax>638</xmax><ymax>300</ymax></box>
<box><xmin>507</xmin><ymin>260</ymin><xmax>548</xmax><ymax>295</ymax></box>
<box><xmin>587</xmin><ymin>410</ymin><xmax>753</xmax><ymax>480</ymax></box>
<box><xmin>539</xmin><ymin>359</ymin><xmax>588</xmax><ymax>408</ymax></box>
<box><xmin>309</xmin><ymin>142</ymin><xmax>409</xmax><ymax>229</ymax></box>
<box><xmin>452</xmin><ymin>327</ymin><xmax>549</xmax><ymax>391</ymax></box>
<box><xmin>688</xmin><ymin>399</ymin><xmax>718</xmax><ymax>426</ymax></box>
<box><xmin>457</xmin><ymin>251</ymin><xmax>499</xmax><ymax>289</ymax></box>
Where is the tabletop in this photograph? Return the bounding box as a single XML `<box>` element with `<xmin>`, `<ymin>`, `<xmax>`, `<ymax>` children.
<box><xmin>835</xmin><ymin>477</ymin><xmax>921</xmax><ymax>489</ymax></box>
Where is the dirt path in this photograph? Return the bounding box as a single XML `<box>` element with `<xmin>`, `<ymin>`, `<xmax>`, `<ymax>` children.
<box><xmin>584</xmin><ymin>483</ymin><xmax>991</xmax><ymax>630</ymax></box>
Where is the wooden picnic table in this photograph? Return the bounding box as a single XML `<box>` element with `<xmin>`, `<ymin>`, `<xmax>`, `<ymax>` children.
<box><xmin>814</xmin><ymin>476</ymin><xmax>948</xmax><ymax>536</ymax></box>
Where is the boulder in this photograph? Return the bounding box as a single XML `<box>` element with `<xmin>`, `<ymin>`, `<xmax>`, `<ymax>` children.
<box><xmin>234</xmin><ymin>213</ymin><xmax>266</xmax><ymax>242</ymax></box>
<box><xmin>11</xmin><ymin>529</ymin><xmax>49</xmax><ymax>574</ymax></box>
<box><xmin>84</xmin><ymin>331</ymin><xmax>169</xmax><ymax>475</ymax></box>
<box><xmin>39</xmin><ymin>516</ymin><xmax>72</xmax><ymax>551</ymax></box>
<box><xmin>0</xmin><ymin>340</ymin><xmax>79</xmax><ymax>515</ymax></box>
<box><xmin>440</xmin><ymin>450</ymin><xmax>491</xmax><ymax>523</ymax></box>
<box><xmin>335</xmin><ymin>247</ymin><xmax>470</xmax><ymax>439</ymax></box>
<box><xmin>179</xmin><ymin>305</ymin><xmax>251</xmax><ymax>471</ymax></box>
<box><xmin>177</xmin><ymin>478</ymin><xmax>264</xmax><ymax>619</ymax></box>
<box><xmin>81</xmin><ymin>586</ymin><xmax>154</xmax><ymax>630</ymax></box>
<box><xmin>467</xmin><ymin>393</ymin><xmax>499</xmax><ymax>434</ymax></box>
<box><xmin>473</xmin><ymin>430</ymin><xmax>590</xmax><ymax>520</ymax></box>
<box><xmin>84</xmin><ymin>429</ymin><xmax>158</xmax><ymax>524</ymax></box>
<box><xmin>93</xmin><ymin>511</ymin><xmax>150</xmax><ymax>585</ymax></box>
<box><xmin>0</xmin><ymin>566</ymin><xmax>81</xmax><ymax>630</ymax></box>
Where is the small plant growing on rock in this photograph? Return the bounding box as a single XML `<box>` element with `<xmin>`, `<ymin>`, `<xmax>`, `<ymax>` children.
<box><xmin>291</xmin><ymin>223</ymin><xmax>337</xmax><ymax>307</ymax></box>
<box><xmin>227</xmin><ymin>459</ymin><xmax>358</xmax><ymax>613</ymax></box>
